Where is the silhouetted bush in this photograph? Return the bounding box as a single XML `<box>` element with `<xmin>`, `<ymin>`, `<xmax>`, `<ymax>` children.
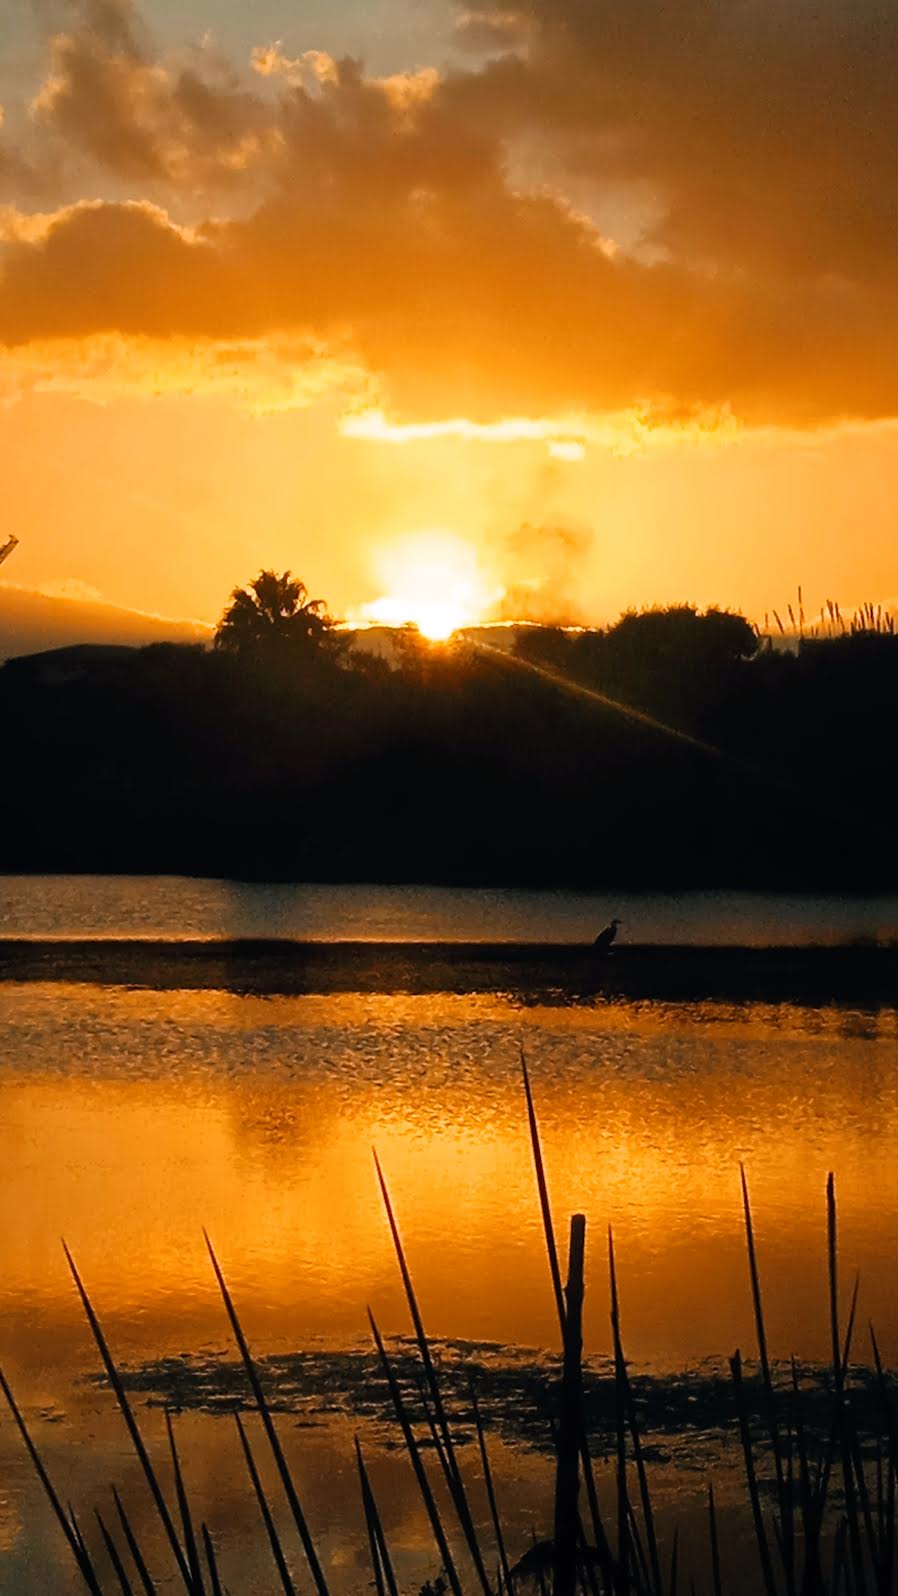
<box><xmin>1</xmin><ymin>601</ymin><xmax>896</xmax><ymax>887</ymax></box>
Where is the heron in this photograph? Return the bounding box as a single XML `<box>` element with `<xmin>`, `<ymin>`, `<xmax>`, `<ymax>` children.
<box><xmin>593</xmin><ymin>917</ymin><xmax>621</xmax><ymax>953</ymax></box>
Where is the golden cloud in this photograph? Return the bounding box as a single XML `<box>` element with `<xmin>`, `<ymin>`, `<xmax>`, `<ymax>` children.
<box><xmin>3</xmin><ymin>0</ymin><xmax>898</xmax><ymax>430</ymax></box>
<box><xmin>0</xmin><ymin>330</ymin><xmax>374</xmax><ymax>412</ymax></box>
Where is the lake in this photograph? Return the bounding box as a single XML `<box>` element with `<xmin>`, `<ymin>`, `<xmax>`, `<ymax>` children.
<box><xmin>2</xmin><ymin>875</ymin><xmax>898</xmax><ymax>943</ymax></box>
<box><xmin>2</xmin><ymin>877</ymin><xmax>898</xmax><ymax>1593</ymax></box>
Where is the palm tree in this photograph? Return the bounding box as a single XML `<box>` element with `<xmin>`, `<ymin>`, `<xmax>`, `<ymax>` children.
<box><xmin>214</xmin><ymin>570</ymin><xmax>335</xmax><ymax>665</ymax></box>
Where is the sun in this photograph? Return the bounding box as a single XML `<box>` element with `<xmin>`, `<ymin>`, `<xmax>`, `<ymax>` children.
<box><xmin>353</xmin><ymin>531</ymin><xmax>499</xmax><ymax>641</ymax></box>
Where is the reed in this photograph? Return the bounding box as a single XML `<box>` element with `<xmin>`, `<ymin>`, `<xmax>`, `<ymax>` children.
<box><xmin>763</xmin><ymin>589</ymin><xmax>898</xmax><ymax>639</ymax></box>
<box><xmin>111</xmin><ymin>1488</ymin><xmax>156</xmax><ymax>1596</ymax></box>
<box><xmin>165</xmin><ymin>1409</ymin><xmax>205</xmax><ymax>1596</ymax></box>
<box><xmin>373</xmin><ymin>1147</ymin><xmax>492</xmax><ymax>1593</ymax></box>
<box><xmin>94</xmin><ymin>1508</ymin><xmax>134</xmax><ymax>1596</ymax></box>
<box><xmin>233</xmin><ymin>1408</ymin><xmax>297</xmax><ymax>1596</ymax></box>
<box><xmin>203</xmin><ymin>1229</ymin><xmax>329</xmax><ymax>1596</ymax></box>
<box><xmin>368</xmin><ymin>1305</ymin><xmax>464</xmax><ymax>1596</ymax></box>
<box><xmin>356</xmin><ymin>1436</ymin><xmax>400</xmax><ymax>1596</ymax></box>
<box><xmin>553</xmin><ymin>1214</ymin><xmax>586</xmax><ymax>1596</ymax></box>
<box><xmin>200</xmin><ymin>1525</ymin><xmax>224</xmax><ymax>1596</ymax></box>
<box><xmin>61</xmin><ymin>1240</ymin><xmax>197</xmax><ymax>1594</ymax></box>
<box><xmin>0</xmin><ymin>1361</ymin><xmax>104</xmax><ymax>1595</ymax></box>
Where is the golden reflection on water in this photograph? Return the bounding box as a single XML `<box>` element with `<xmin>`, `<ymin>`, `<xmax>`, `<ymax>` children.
<box><xmin>3</xmin><ymin>980</ymin><xmax>898</xmax><ymax>1589</ymax></box>
<box><xmin>2</xmin><ymin>982</ymin><xmax>898</xmax><ymax>1373</ymax></box>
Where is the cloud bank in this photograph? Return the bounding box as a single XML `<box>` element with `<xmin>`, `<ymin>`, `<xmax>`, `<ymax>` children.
<box><xmin>2</xmin><ymin>0</ymin><xmax>898</xmax><ymax>429</ymax></box>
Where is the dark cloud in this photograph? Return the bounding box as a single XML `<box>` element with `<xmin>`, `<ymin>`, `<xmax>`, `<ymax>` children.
<box><xmin>443</xmin><ymin>0</ymin><xmax>898</xmax><ymax>285</ymax></box>
<box><xmin>28</xmin><ymin>0</ymin><xmax>276</xmax><ymax>190</ymax></box>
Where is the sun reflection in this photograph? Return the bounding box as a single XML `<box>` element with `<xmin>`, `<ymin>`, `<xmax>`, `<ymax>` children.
<box><xmin>351</xmin><ymin>530</ymin><xmax>500</xmax><ymax>641</ymax></box>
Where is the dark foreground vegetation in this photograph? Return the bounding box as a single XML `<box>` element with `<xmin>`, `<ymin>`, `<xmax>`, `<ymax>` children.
<box><xmin>2</xmin><ymin>571</ymin><xmax>897</xmax><ymax>888</ymax></box>
<box><xmin>1</xmin><ymin>1061</ymin><xmax>895</xmax><ymax>1596</ymax></box>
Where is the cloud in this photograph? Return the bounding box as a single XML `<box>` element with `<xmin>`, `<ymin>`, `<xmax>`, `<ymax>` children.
<box><xmin>454</xmin><ymin>8</ymin><xmax>530</xmax><ymax>54</ymax></box>
<box><xmin>0</xmin><ymin>329</ymin><xmax>370</xmax><ymax>412</ymax></box>
<box><xmin>4</xmin><ymin>0</ymin><xmax>898</xmax><ymax>430</ymax></box>
<box><xmin>250</xmin><ymin>44</ymin><xmax>340</xmax><ymax>89</ymax></box>
<box><xmin>340</xmin><ymin>409</ymin><xmax>588</xmax><ymax>454</ymax></box>
<box><xmin>5</xmin><ymin>182</ymin><xmax>898</xmax><ymax>428</ymax></box>
<box><xmin>444</xmin><ymin>0</ymin><xmax>898</xmax><ymax>286</ymax></box>
<box><xmin>493</xmin><ymin>520</ymin><xmax>594</xmax><ymax>624</ymax></box>
<box><xmin>35</xmin><ymin>576</ymin><xmax>104</xmax><ymax>601</ymax></box>
<box><xmin>29</xmin><ymin>0</ymin><xmax>278</xmax><ymax>191</ymax></box>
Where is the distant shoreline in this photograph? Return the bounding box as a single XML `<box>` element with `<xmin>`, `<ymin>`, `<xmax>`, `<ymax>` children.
<box><xmin>1</xmin><ymin>937</ymin><xmax>895</xmax><ymax>1006</ymax></box>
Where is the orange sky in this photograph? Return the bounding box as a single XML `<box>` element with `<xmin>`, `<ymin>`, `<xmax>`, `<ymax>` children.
<box><xmin>1</xmin><ymin>0</ymin><xmax>897</xmax><ymax>632</ymax></box>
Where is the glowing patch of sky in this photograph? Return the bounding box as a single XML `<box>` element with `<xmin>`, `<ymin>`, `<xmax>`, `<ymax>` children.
<box><xmin>3</xmin><ymin>0</ymin><xmax>462</xmax><ymax>86</ymax></box>
<box><xmin>4</xmin><ymin>386</ymin><xmax>898</xmax><ymax>631</ymax></box>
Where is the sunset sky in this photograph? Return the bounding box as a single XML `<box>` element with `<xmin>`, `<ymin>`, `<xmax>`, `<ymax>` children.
<box><xmin>2</xmin><ymin>0</ymin><xmax>898</xmax><ymax>633</ymax></box>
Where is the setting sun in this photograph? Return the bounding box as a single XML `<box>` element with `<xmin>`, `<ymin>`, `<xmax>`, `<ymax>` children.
<box><xmin>352</xmin><ymin>531</ymin><xmax>500</xmax><ymax>641</ymax></box>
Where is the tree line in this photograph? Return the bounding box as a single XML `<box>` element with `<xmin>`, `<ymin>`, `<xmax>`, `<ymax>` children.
<box><xmin>1</xmin><ymin>570</ymin><xmax>896</xmax><ymax>887</ymax></box>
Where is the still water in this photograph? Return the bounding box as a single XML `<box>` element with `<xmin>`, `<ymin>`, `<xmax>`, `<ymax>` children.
<box><xmin>1</xmin><ymin>881</ymin><xmax>898</xmax><ymax>1592</ymax></box>
<box><xmin>2</xmin><ymin>874</ymin><xmax>898</xmax><ymax>944</ymax></box>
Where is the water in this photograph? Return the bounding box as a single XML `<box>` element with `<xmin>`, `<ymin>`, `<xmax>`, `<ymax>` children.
<box><xmin>2</xmin><ymin>879</ymin><xmax>898</xmax><ymax>1592</ymax></box>
<box><xmin>2</xmin><ymin>874</ymin><xmax>898</xmax><ymax>944</ymax></box>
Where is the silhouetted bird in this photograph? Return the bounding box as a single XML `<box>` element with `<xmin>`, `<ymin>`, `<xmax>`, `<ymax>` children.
<box><xmin>593</xmin><ymin>917</ymin><xmax>621</xmax><ymax>953</ymax></box>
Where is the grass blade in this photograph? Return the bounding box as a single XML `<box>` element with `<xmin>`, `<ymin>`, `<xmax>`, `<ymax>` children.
<box><xmin>368</xmin><ymin>1306</ymin><xmax>464</xmax><ymax>1596</ymax></box>
<box><xmin>356</xmin><ymin>1437</ymin><xmax>400</xmax><ymax>1596</ymax></box>
<box><xmin>418</xmin><ymin>1379</ymin><xmax>451</xmax><ymax>1482</ymax></box>
<box><xmin>610</xmin><ymin>1228</ymin><xmax>662</xmax><ymax>1596</ymax></box>
<box><xmin>789</xmin><ymin>1358</ymin><xmax>823</xmax><ymax>1593</ymax></box>
<box><xmin>357</xmin><ymin>1448</ymin><xmax>386</xmax><ymax>1596</ymax></box>
<box><xmin>201</xmin><ymin>1526</ymin><xmax>224</xmax><ymax>1596</ymax></box>
<box><xmin>870</xmin><ymin>1323</ymin><xmax>897</xmax><ymax>1596</ymax></box>
<box><xmin>470</xmin><ymin>1378</ymin><xmax>512</xmax><ymax>1594</ymax></box>
<box><xmin>612</xmin><ymin>1272</ymin><xmax>630</xmax><ymax>1596</ymax></box>
<box><xmin>112</xmin><ymin>1487</ymin><xmax>157</xmax><ymax>1596</ymax></box>
<box><xmin>841</xmin><ymin>1273</ymin><xmax>860</xmax><ymax>1383</ymax></box>
<box><xmin>373</xmin><ymin>1149</ymin><xmax>491</xmax><ymax>1596</ymax></box>
<box><xmin>234</xmin><ymin>1410</ymin><xmax>298</xmax><ymax>1596</ymax></box>
<box><xmin>61</xmin><ymin>1240</ymin><xmax>195</xmax><ymax>1595</ymax></box>
<box><xmin>828</xmin><ymin>1176</ymin><xmax>867</xmax><ymax>1596</ymax></box>
<box><xmin>521</xmin><ymin>1048</ymin><xmax>565</xmax><ymax>1335</ymax></box>
<box><xmin>96</xmin><ymin>1508</ymin><xmax>136</xmax><ymax>1596</ymax></box>
<box><xmin>669</xmin><ymin>1525</ymin><xmax>679</xmax><ymax>1596</ymax></box>
<box><xmin>740</xmin><ymin>1166</ymin><xmax>793</xmax><ymax>1596</ymax></box>
<box><xmin>730</xmin><ymin>1349</ymin><xmax>777</xmax><ymax>1596</ymax></box>
<box><xmin>165</xmin><ymin>1409</ymin><xmax>205</xmax><ymax>1596</ymax></box>
<box><xmin>203</xmin><ymin>1231</ymin><xmax>328</xmax><ymax>1596</ymax></box>
<box><xmin>0</xmin><ymin>1363</ymin><xmax>103</xmax><ymax>1595</ymax></box>
<box><xmin>69</xmin><ymin>1502</ymin><xmax>90</xmax><ymax>1564</ymax></box>
<box><xmin>522</xmin><ymin>1052</ymin><xmax>614</xmax><ymax>1583</ymax></box>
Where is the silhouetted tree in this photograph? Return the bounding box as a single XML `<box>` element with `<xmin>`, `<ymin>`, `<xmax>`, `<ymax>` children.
<box><xmin>514</xmin><ymin>625</ymin><xmax>574</xmax><ymax>673</ymax></box>
<box><xmin>214</xmin><ymin>570</ymin><xmax>335</xmax><ymax>667</ymax></box>
<box><xmin>3</xmin><ymin>588</ymin><xmax>896</xmax><ymax>888</ymax></box>
<box><xmin>606</xmin><ymin>605</ymin><xmax>758</xmax><ymax>668</ymax></box>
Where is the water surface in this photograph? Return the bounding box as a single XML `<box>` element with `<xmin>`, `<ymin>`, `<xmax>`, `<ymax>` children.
<box><xmin>2</xmin><ymin>970</ymin><xmax>898</xmax><ymax>1592</ymax></box>
<box><xmin>2</xmin><ymin>874</ymin><xmax>898</xmax><ymax>944</ymax></box>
